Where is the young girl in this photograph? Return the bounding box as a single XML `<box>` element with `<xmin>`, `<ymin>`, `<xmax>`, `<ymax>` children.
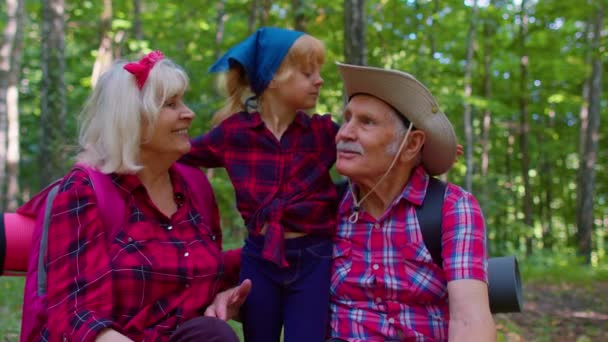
<box><xmin>182</xmin><ymin>27</ymin><xmax>338</xmax><ymax>342</ymax></box>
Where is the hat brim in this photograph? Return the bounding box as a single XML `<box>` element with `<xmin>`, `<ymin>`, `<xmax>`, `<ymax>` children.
<box><xmin>337</xmin><ymin>62</ymin><xmax>457</xmax><ymax>176</ymax></box>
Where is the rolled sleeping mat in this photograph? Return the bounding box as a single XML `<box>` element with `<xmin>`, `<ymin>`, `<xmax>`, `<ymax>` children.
<box><xmin>1</xmin><ymin>208</ymin><xmax>527</xmax><ymax>312</ymax></box>
<box><xmin>0</xmin><ymin>213</ymin><xmax>35</xmax><ymax>276</ymax></box>
<box><xmin>488</xmin><ymin>255</ymin><xmax>523</xmax><ymax>313</ymax></box>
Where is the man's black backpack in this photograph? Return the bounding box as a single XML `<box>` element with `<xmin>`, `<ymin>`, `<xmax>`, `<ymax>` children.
<box><xmin>337</xmin><ymin>178</ymin><xmax>523</xmax><ymax>313</ymax></box>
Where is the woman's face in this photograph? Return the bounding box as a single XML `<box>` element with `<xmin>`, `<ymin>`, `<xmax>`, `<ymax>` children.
<box><xmin>140</xmin><ymin>94</ymin><xmax>194</xmax><ymax>162</ymax></box>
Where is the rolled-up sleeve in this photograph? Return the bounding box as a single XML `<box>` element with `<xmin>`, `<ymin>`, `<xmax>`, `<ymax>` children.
<box><xmin>45</xmin><ymin>171</ymin><xmax>119</xmax><ymax>342</ymax></box>
<box><xmin>441</xmin><ymin>184</ymin><xmax>488</xmax><ymax>283</ymax></box>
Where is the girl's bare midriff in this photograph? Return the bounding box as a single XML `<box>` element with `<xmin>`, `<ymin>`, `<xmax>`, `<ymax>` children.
<box><xmin>260</xmin><ymin>223</ymin><xmax>308</xmax><ymax>239</ymax></box>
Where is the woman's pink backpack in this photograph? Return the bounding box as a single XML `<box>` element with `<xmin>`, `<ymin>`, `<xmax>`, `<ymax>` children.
<box><xmin>19</xmin><ymin>164</ymin><xmax>125</xmax><ymax>342</ymax></box>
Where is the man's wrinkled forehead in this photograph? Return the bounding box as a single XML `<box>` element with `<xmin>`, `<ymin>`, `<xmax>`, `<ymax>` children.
<box><xmin>343</xmin><ymin>93</ymin><xmax>410</xmax><ymax>126</ymax></box>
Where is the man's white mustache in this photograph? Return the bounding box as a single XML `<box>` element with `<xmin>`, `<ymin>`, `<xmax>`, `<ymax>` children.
<box><xmin>336</xmin><ymin>141</ymin><xmax>364</xmax><ymax>155</ymax></box>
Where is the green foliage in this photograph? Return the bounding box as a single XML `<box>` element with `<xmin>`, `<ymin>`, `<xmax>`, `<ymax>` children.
<box><xmin>0</xmin><ymin>277</ymin><xmax>24</xmax><ymax>341</ymax></box>
<box><xmin>0</xmin><ymin>0</ymin><xmax>606</xmax><ymax>276</ymax></box>
<box><xmin>521</xmin><ymin>250</ymin><xmax>608</xmax><ymax>284</ymax></box>
<box><xmin>2</xmin><ymin>1</ymin><xmax>607</xmax><ymax>341</ymax></box>
<box><xmin>0</xmin><ymin>276</ymin><xmax>245</xmax><ymax>341</ymax></box>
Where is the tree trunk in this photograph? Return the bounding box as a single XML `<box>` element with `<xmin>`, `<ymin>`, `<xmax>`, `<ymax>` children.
<box><xmin>92</xmin><ymin>0</ymin><xmax>113</xmax><ymax>87</ymax></box>
<box><xmin>480</xmin><ymin>0</ymin><xmax>494</xmax><ymax>179</ymax></box>
<box><xmin>576</xmin><ymin>14</ymin><xmax>592</xmax><ymax>261</ymax></box>
<box><xmin>578</xmin><ymin>20</ymin><xmax>591</xmax><ymax>160</ymax></box>
<box><xmin>412</xmin><ymin>0</ymin><xmax>424</xmax><ymax>77</ymax></box>
<box><xmin>293</xmin><ymin>0</ymin><xmax>306</xmax><ymax>32</ymax></box>
<box><xmin>478</xmin><ymin>2</ymin><xmax>494</xmax><ymax>215</ymax></box>
<box><xmin>539</xmin><ymin>107</ymin><xmax>555</xmax><ymax>249</ymax></box>
<box><xmin>463</xmin><ymin>0</ymin><xmax>478</xmax><ymax>192</ymax></box>
<box><xmin>132</xmin><ymin>0</ymin><xmax>143</xmax><ymax>40</ymax></box>
<box><xmin>214</xmin><ymin>0</ymin><xmax>227</xmax><ymax>61</ymax></box>
<box><xmin>577</xmin><ymin>3</ymin><xmax>603</xmax><ymax>264</ymax></box>
<box><xmin>258</xmin><ymin>0</ymin><xmax>271</xmax><ymax>27</ymax></box>
<box><xmin>211</xmin><ymin>0</ymin><xmax>227</xmax><ymax>99</ymax></box>
<box><xmin>344</xmin><ymin>0</ymin><xmax>366</xmax><ymax>65</ymax></box>
<box><xmin>502</xmin><ymin>126</ymin><xmax>516</xmax><ymax>254</ymax></box>
<box><xmin>0</xmin><ymin>0</ymin><xmax>25</xmax><ymax>210</ymax></box>
<box><xmin>248</xmin><ymin>0</ymin><xmax>259</xmax><ymax>34</ymax></box>
<box><xmin>517</xmin><ymin>0</ymin><xmax>534</xmax><ymax>255</ymax></box>
<box><xmin>40</xmin><ymin>0</ymin><xmax>66</xmax><ymax>188</ymax></box>
<box><xmin>429</xmin><ymin>0</ymin><xmax>439</xmax><ymax>57</ymax></box>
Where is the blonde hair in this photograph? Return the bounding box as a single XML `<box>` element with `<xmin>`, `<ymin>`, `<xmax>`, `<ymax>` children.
<box><xmin>212</xmin><ymin>34</ymin><xmax>325</xmax><ymax>125</ymax></box>
<box><xmin>77</xmin><ymin>58</ymin><xmax>189</xmax><ymax>173</ymax></box>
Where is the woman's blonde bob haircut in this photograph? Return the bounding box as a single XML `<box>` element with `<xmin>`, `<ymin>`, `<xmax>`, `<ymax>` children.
<box><xmin>77</xmin><ymin>57</ymin><xmax>189</xmax><ymax>174</ymax></box>
<box><xmin>212</xmin><ymin>34</ymin><xmax>325</xmax><ymax>125</ymax></box>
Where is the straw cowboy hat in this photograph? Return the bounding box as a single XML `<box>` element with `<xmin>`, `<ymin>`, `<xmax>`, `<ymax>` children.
<box><xmin>336</xmin><ymin>62</ymin><xmax>457</xmax><ymax>176</ymax></box>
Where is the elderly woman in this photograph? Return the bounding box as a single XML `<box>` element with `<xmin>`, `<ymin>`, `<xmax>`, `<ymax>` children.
<box><xmin>21</xmin><ymin>51</ymin><xmax>249</xmax><ymax>342</ymax></box>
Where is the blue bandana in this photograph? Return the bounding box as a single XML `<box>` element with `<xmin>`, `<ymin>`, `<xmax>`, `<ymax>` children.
<box><xmin>209</xmin><ymin>27</ymin><xmax>304</xmax><ymax>95</ymax></box>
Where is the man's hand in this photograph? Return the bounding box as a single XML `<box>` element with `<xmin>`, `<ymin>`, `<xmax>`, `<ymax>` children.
<box><xmin>204</xmin><ymin>279</ymin><xmax>252</xmax><ymax>321</ymax></box>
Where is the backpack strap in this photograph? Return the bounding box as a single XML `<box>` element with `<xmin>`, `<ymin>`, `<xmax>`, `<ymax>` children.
<box><xmin>174</xmin><ymin>163</ymin><xmax>202</xmax><ymax>200</ymax></box>
<box><xmin>80</xmin><ymin>165</ymin><xmax>125</xmax><ymax>241</ymax></box>
<box><xmin>336</xmin><ymin>179</ymin><xmax>349</xmax><ymax>199</ymax></box>
<box><xmin>174</xmin><ymin>163</ymin><xmax>211</xmax><ymax>216</ymax></box>
<box><xmin>416</xmin><ymin>177</ymin><xmax>447</xmax><ymax>268</ymax></box>
<box><xmin>36</xmin><ymin>184</ymin><xmax>60</xmax><ymax>294</ymax></box>
<box><xmin>174</xmin><ymin>163</ymin><xmax>223</xmax><ymax>240</ymax></box>
<box><xmin>0</xmin><ymin>215</ymin><xmax>4</xmax><ymax>274</ymax></box>
<box><xmin>37</xmin><ymin>165</ymin><xmax>125</xmax><ymax>296</ymax></box>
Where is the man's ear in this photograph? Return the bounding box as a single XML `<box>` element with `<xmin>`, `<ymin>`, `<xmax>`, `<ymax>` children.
<box><xmin>400</xmin><ymin>130</ymin><xmax>426</xmax><ymax>163</ymax></box>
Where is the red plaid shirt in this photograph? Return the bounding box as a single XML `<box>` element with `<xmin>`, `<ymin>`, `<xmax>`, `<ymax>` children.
<box><xmin>182</xmin><ymin>111</ymin><xmax>339</xmax><ymax>266</ymax></box>
<box><xmin>43</xmin><ymin>164</ymin><xmax>240</xmax><ymax>342</ymax></box>
<box><xmin>329</xmin><ymin>166</ymin><xmax>488</xmax><ymax>341</ymax></box>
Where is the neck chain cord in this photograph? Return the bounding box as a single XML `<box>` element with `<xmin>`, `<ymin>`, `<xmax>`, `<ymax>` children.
<box><xmin>348</xmin><ymin>122</ymin><xmax>414</xmax><ymax>223</ymax></box>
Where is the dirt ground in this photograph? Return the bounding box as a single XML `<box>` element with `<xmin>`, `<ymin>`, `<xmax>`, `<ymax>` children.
<box><xmin>495</xmin><ymin>281</ymin><xmax>608</xmax><ymax>342</ymax></box>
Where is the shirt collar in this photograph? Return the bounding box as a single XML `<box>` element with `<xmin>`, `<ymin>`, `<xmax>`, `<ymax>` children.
<box><xmin>113</xmin><ymin>164</ymin><xmax>186</xmax><ymax>196</ymax></box>
<box><xmin>242</xmin><ymin>110</ymin><xmax>311</xmax><ymax>129</ymax></box>
<box><xmin>241</xmin><ymin>111</ymin><xmax>264</xmax><ymax>128</ymax></box>
<box><xmin>396</xmin><ymin>165</ymin><xmax>429</xmax><ymax>206</ymax></box>
<box><xmin>113</xmin><ymin>172</ymin><xmax>141</xmax><ymax>194</ymax></box>
<box><xmin>292</xmin><ymin>110</ymin><xmax>311</xmax><ymax>128</ymax></box>
<box><xmin>338</xmin><ymin>165</ymin><xmax>430</xmax><ymax>218</ymax></box>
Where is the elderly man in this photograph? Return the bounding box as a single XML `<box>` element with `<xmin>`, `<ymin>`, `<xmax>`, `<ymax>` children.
<box><xmin>328</xmin><ymin>63</ymin><xmax>496</xmax><ymax>342</ymax></box>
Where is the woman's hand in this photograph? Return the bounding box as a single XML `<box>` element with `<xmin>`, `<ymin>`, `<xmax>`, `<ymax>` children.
<box><xmin>95</xmin><ymin>329</ymin><xmax>134</xmax><ymax>342</ymax></box>
<box><xmin>456</xmin><ymin>144</ymin><xmax>464</xmax><ymax>158</ymax></box>
<box><xmin>453</xmin><ymin>144</ymin><xmax>464</xmax><ymax>165</ymax></box>
<box><xmin>204</xmin><ymin>279</ymin><xmax>252</xmax><ymax>321</ymax></box>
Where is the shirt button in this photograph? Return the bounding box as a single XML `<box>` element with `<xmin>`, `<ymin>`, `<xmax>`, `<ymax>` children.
<box><xmin>373</xmin><ymin>223</ymin><xmax>380</xmax><ymax>229</ymax></box>
<box><xmin>167</xmin><ymin>225</ymin><xmax>173</xmax><ymax>230</ymax></box>
<box><xmin>373</xmin><ymin>264</ymin><xmax>380</xmax><ymax>270</ymax></box>
<box><xmin>185</xmin><ymin>283</ymin><xmax>190</xmax><ymax>288</ymax></box>
<box><xmin>127</xmin><ymin>237</ymin><xmax>133</xmax><ymax>242</ymax></box>
<box><xmin>184</xmin><ymin>252</ymin><xmax>189</xmax><ymax>257</ymax></box>
<box><xmin>388</xmin><ymin>317</ymin><xmax>395</xmax><ymax>324</ymax></box>
<box><xmin>375</xmin><ymin>297</ymin><xmax>382</xmax><ymax>304</ymax></box>
<box><xmin>211</xmin><ymin>235</ymin><xmax>216</xmax><ymax>241</ymax></box>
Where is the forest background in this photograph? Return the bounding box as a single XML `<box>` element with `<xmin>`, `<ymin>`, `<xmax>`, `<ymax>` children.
<box><xmin>0</xmin><ymin>0</ymin><xmax>607</xmax><ymax>341</ymax></box>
